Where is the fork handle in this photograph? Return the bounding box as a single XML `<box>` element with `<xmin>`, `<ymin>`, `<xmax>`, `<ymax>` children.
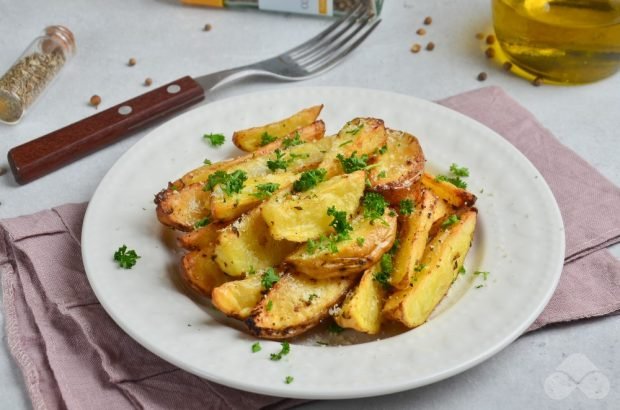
<box><xmin>8</xmin><ymin>76</ymin><xmax>204</xmax><ymax>185</ymax></box>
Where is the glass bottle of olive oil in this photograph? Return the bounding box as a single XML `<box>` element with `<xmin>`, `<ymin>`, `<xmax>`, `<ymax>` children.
<box><xmin>493</xmin><ymin>0</ymin><xmax>620</xmax><ymax>84</ymax></box>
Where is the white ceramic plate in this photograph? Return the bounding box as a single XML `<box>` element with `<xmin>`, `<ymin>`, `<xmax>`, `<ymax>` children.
<box><xmin>82</xmin><ymin>87</ymin><xmax>564</xmax><ymax>399</ymax></box>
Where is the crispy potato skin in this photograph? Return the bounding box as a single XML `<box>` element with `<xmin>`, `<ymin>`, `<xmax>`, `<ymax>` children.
<box><xmin>212</xmin><ymin>274</ymin><xmax>264</xmax><ymax>319</ymax></box>
<box><xmin>245</xmin><ymin>272</ymin><xmax>359</xmax><ymax>339</ymax></box>
<box><xmin>334</xmin><ymin>264</ymin><xmax>386</xmax><ymax>334</ymax></box>
<box><xmin>383</xmin><ymin>210</ymin><xmax>477</xmax><ymax>328</ymax></box>
<box><xmin>421</xmin><ymin>173</ymin><xmax>477</xmax><ymax>208</ymax></box>
<box><xmin>285</xmin><ymin>212</ymin><xmax>397</xmax><ymax>279</ymax></box>
<box><xmin>155</xmin><ymin>183</ymin><xmax>212</xmax><ymax>232</ymax></box>
<box><xmin>261</xmin><ymin>171</ymin><xmax>366</xmax><ymax>242</ymax></box>
<box><xmin>181</xmin><ymin>249</ymin><xmax>232</xmax><ymax>297</ymax></box>
<box><xmin>233</xmin><ymin>105</ymin><xmax>323</xmax><ymax>152</ymax></box>
<box><xmin>177</xmin><ymin>222</ymin><xmax>227</xmax><ymax>250</ymax></box>
<box><xmin>214</xmin><ymin>207</ymin><xmax>297</xmax><ymax>277</ymax></box>
<box><xmin>368</xmin><ymin>129</ymin><xmax>425</xmax><ymax>200</ymax></box>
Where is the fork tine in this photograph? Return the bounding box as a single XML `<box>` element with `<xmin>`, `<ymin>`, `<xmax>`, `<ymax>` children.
<box><xmin>289</xmin><ymin>4</ymin><xmax>369</xmax><ymax>61</ymax></box>
<box><xmin>295</xmin><ymin>12</ymin><xmax>373</xmax><ymax>67</ymax></box>
<box><xmin>304</xmin><ymin>19</ymin><xmax>382</xmax><ymax>75</ymax></box>
<box><xmin>284</xmin><ymin>2</ymin><xmax>365</xmax><ymax>57</ymax></box>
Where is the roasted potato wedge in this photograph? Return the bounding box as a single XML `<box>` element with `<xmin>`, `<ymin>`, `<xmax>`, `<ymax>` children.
<box><xmin>261</xmin><ymin>171</ymin><xmax>366</xmax><ymax>242</ymax></box>
<box><xmin>155</xmin><ymin>183</ymin><xmax>212</xmax><ymax>232</ymax></box>
<box><xmin>383</xmin><ymin>210</ymin><xmax>477</xmax><ymax>328</ymax></box>
<box><xmin>246</xmin><ymin>272</ymin><xmax>359</xmax><ymax>339</ymax></box>
<box><xmin>285</xmin><ymin>211</ymin><xmax>397</xmax><ymax>279</ymax></box>
<box><xmin>177</xmin><ymin>222</ymin><xmax>227</xmax><ymax>250</ymax></box>
<box><xmin>211</xmin><ymin>274</ymin><xmax>264</xmax><ymax>319</ymax></box>
<box><xmin>233</xmin><ymin>105</ymin><xmax>323</xmax><ymax>152</ymax></box>
<box><xmin>214</xmin><ymin>207</ymin><xmax>297</xmax><ymax>277</ymax></box>
<box><xmin>181</xmin><ymin>249</ymin><xmax>232</xmax><ymax>297</ymax></box>
<box><xmin>368</xmin><ymin>129</ymin><xmax>425</xmax><ymax>202</ymax></box>
<box><xmin>334</xmin><ymin>264</ymin><xmax>386</xmax><ymax>334</ymax></box>
<box><xmin>390</xmin><ymin>190</ymin><xmax>443</xmax><ymax>289</ymax></box>
<box><xmin>318</xmin><ymin>118</ymin><xmax>387</xmax><ymax>177</ymax></box>
<box><xmin>421</xmin><ymin>173</ymin><xmax>477</xmax><ymax>208</ymax></box>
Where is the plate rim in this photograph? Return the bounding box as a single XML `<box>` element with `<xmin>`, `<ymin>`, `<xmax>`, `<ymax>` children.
<box><xmin>82</xmin><ymin>85</ymin><xmax>565</xmax><ymax>399</ymax></box>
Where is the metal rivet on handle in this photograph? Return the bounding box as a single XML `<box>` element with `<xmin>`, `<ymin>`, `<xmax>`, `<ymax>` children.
<box><xmin>167</xmin><ymin>84</ymin><xmax>181</xmax><ymax>94</ymax></box>
<box><xmin>118</xmin><ymin>105</ymin><xmax>132</xmax><ymax>115</ymax></box>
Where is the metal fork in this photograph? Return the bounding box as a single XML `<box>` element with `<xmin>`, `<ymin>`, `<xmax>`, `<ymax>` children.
<box><xmin>8</xmin><ymin>5</ymin><xmax>382</xmax><ymax>185</ymax></box>
<box><xmin>196</xmin><ymin>3</ymin><xmax>382</xmax><ymax>91</ymax></box>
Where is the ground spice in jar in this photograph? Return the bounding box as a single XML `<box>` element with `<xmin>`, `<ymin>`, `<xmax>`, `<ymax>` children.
<box><xmin>0</xmin><ymin>26</ymin><xmax>75</xmax><ymax>124</ymax></box>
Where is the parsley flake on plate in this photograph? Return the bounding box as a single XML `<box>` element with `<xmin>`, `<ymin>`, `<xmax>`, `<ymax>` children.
<box><xmin>284</xmin><ymin>376</ymin><xmax>294</xmax><ymax>384</ymax></box>
<box><xmin>113</xmin><ymin>245</ymin><xmax>140</xmax><ymax>269</ymax></box>
<box><xmin>203</xmin><ymin>133</ymin><xmax>225</xmax><ymax>147</ymax></box>
<box><xmin>270</xmin><ymin>341</ymin><xmax>291</xmax><ymax>361</ymax></box>
<box><xmin>251</xmin><ymin>342</ymin><xmax>262</xmax><ymax>353</ymax></box>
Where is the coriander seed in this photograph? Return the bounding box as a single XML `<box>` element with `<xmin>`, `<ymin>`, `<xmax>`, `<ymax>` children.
<box><xmin>532</xmin><ymin>76</ymin><xmax>543</xmax><ymax>86</ymax></box>
<box><xmin>203</xmin><ymin>23</ymin><xmax>212</xmax><ymax>31</ymax></box>
<box><xmin>486</xmin><ymin>34</ymin><xmax>496</xmax><ymax>45</ymax></box>
<box><xmin>503</xmin><ymin>61</ymin><xmax>513</xmax><ymax>71</ymax></box>
<box><xmin>410</xmin><ymin>43</ymin><xmax>421</xmax><ymax>53</ymax></box>
<box><xmin>144</xmin><ymin>77</ymin><xmax>153</xmax><ymax>86</ymax></box>
<box><xmin>128</xmin><ymin>58</ymin><xmax>136</xmax><ymax>67</ymax></box>
<box><xmin>426</xmin><ymin>42</ymin><xmax>435</xmax><ymax>51</ymax></box>
<box><xmin>416</xmin><ymin>28</ymin><xmax>426</xmax><ymax>36</ymax></box>
<box><xmin>485</xmin><ymin>47</ymin><xmax>496</xmax><ymax>58</ymax></box>
<box><xmin>89</xmin><ymin>94</ymin><xmax>101</xmax><ymax>108</ymax></box>
<box><xmin>0</xmin><ymin>26</ymin><xmax>75</xmax><ymax>124</ymax></box>
<box><xmin>477</xmin><ymin>72</ymin><xmax>488</xmax><ymax>81</ymax></box>
<box><xmin>424</xmin><ymin>16</ymin><xmax>433</xmax><ymax>25</ymax></box>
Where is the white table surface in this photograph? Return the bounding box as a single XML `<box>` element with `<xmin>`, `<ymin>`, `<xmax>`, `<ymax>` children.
<box><xmin>1</xmin><ymin>0</ymin><xmax>618</xmax><ymax>409</ymax></box>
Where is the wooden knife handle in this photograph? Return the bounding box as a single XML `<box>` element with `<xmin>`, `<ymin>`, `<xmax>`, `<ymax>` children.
<box><xmin>8</xmin><ymin>76</ymin><xmax>205</xmax><ymax>185</ymax></box>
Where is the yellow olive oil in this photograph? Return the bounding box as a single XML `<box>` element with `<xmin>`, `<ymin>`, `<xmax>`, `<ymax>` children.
<box><xmin>493</xmin><ymin>0</ymin><xmax>620</xmax><ymax>83</ymax></box>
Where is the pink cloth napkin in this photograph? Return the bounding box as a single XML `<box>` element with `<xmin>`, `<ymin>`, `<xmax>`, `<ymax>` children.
<box><xmin>1</xmin><ymin>86</ymin><xmax>620</xmax><ymax>409</ymax></box>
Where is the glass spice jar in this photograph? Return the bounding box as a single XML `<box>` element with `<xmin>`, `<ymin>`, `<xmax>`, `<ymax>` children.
<box><xmin>0</xmin><ymin>26</ymin><xmax>76</xmax><ymax>124</ymax></box>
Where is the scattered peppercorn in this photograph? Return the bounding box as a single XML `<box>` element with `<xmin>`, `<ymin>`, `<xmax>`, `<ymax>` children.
<box><xmin>423</xmin><ymin>16</ymin><xmax>433</xmax><ymax>25</ymax></box>
<box><xmin>485</xmin><ymin>47</ymin><xmax>496</xmax><ymax>59</ymax></box>
<box><xmin>475</xmin><ymin>32</ymin><xmax>485</xmax><ymax>40</ymax></box>
<box><xmin>416</xmin><ymin>28</ymin><xmax>426</xmax><ymax>36</ymax></box>
<box><xmin>502</xmin><ymin>61</ymin><xmax>513</xmax><ymax>71</ymax></box>
<box><xmin>144</xmin><ymin>77</ymin><xmax>153</xmax><ymax>86</ymax></box>
<box><xmin>128</xmin><ymin>58</ymin><xmax>136</xmax><ymax>67</ymax></box>
<box><xmin>486</xmin><ymin>34</ymin><xmax>496</xmax><ymax>45</ymax></box>
<box><xmin>203</xmin><ymin>23</ymin><xmax>212</xmax><ymax>31</ymax></box>
<box><xmin>410</xmin><ymin>43</ymin><xmax>421</xmax><ymax>53</ymax></box>
<box><xmin>89</xmin><ymin>94</ymin><xmax>101</xmax><ymax>108</ymax></box>
<box><xmin>477</xmin><ymin>72</ymin><xmax>488</xmax><ymax>81</ymax></box>
<box><xmin>532</xmin><ymin>76</ymin><xmax>543</xmax><ymax>86</ymax></box>
<box><xmin>426</xmin><ymin>42</ymin><xmax>435</xmax><ymax>51</ymax></box>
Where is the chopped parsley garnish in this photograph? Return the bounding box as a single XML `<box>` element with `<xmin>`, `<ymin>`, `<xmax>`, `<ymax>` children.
<box><xmin>284</xmin><ymin>376</ymin><xmax>294</xmax><ymax>384</ymax></box>
<box><xmin>374</xmin><ymin>253</ymin><xmax>393</xmax><ymax>289</ymax></box>
<box><xmin>362</xmin><ymin>192</ymin><xmax>388</xmax><ymax>221</ymax></box>
<box><xmin>475</xmin><ymin>284</ymin><xmax>484</xmax><ymax>289</ymax></box>
<box><xmin>474</xmin><ymin>271</ymin><xmax>490</xmax><ymax>280</ymax></box>
<box><xmin>377</xmin><ymin>171</ymin><xmax>387</xmax><ymax>179</ymax></box>
<box><xmin>436</xmin><ymin>163</ymin><xmax>470</xmax><ymax>189</ymax></box>
<box><xmin>203</xmin><ymin>158</ymin><xmax>212</xmax><ymax>165</ymax></box>
<box><xmin>248</xmin><ymin>266</ymin><xmax>256</xmax><ymax>275</ymax></box>
<box><xmin>293</xmin><ymin>168</ymin><xmax>327</xmax><ymax>192</ymax></box>
<box><xmin>267</xmin><ymin>149</ymin><xmax>289</xmax><ymax>172</ymax></box>
<box><xmin>203</xmin><ymin>133</ymin><xmax>225</xmax><ymax>147</ymax></box>
<box><xmin>252</xmin><ymin>182</ymin><xmax>280</xmax><ymax>199</ymax></box>
<box><xmin>251</xmin><ymin>342</ymin><xmax>262</xmax><ymax>353</ymax></box>
<box><xmin>194</xmin><ymin>217</ymin><xmax>211</xmax><ymax>229</ymax></box>
<box><xmin>441</xmin><ymin>214</ymin><xmax>460</xmax><ymax>229</ymax></box>
<box><xmin>204</xmin><ymin>170</ymin><xmax>248</xmax><ymax>196</ymax></box>
<box><xmin>399</xmin><ymin>199</ymin><xmax>414</xmax><ymax>215</ymax></box>
<box><xmin>260</xmin><ymin>132</ymin><xmax>277</xmax><ymax>146</ymax></box>
<box><xmin>113</xmin><ymin>245</ymin><xmax>140</xmax><ymax>269</ymax></box>
<box><xmin>266</xmin><ymin>300</ymin><xmax>273</xmax><ymax>311</ymax></box>
<box><xmin>378</xmin><ymin>144</ymin><xmax>388</xmax><ymax>155</ymax></box>
<box><xmin>345</xmin><ymin>123</ymin><xmax>364</xmax><ymax>135</ymax></box>
<box><xmin>356</xmin><ymin>237</ymin><xmax>365</xmax><ymax>246</ymax></box>
<box><xmin>458</xmin><ymin>266</ymin><xmax>466</xmax><ymax>275</ymax></box>
<box><xmin>306</xmin><ymin>238</ymin><xmax>319</xmax><ymax>254</ymax></box>
<box><xmin>327</xmin><ymin>322</ymin><xmax>345</xmax><ymax>334</ymax></box>
<box><xmin>339</xmin><ymin>139</ymin><xmax>353</xmax><ymax>147</ymax></box>
<box><xmin>261</xmin><ymin>268</ymin><xmax>279</xmax><ymax>291</ymax></box>
<box><xmin>282</xmin><ymin>131</ymin><xmax>303</xmax><ymax>148</ymax></box>
<box><xmin>450</xmin><ymin>163</ymin><xmax>470</xmax><ymax>177</ymax></box>
<box><xmin>337</xmin><ymin>151</ymin><xmax>369</xmax><ymax>173</ymax></box>
<box><xmin>414</xmin><ymin>263</ymin><xmax>427</xmax><ymax>272</ymax></box>
<box><xmin>270</xmin><ymin>341</ymin><xmax>290</xmax><ymax>361</ymax></box>
<box><xmin>327</xmin><ymin>206</ymin><xmax>352</xmax><ymax>241</ymax></box>
<box><xmin>307</xmin><ymin>293</ymin><xmax>318</xmax><ymax>303</ymax></box>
